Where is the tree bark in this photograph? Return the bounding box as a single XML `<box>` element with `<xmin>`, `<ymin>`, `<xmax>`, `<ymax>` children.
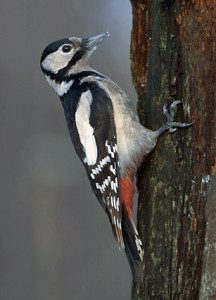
<box><xmin>130</xmin><ymin>1</ymin><xmax>216</xmax><ymax>299</ymax></box>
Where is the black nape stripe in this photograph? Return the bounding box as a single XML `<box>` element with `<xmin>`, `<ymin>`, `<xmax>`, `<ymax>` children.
<box><xmin>43</xmin><ymin>69</ymin><xmax>106</xmax><ymax>83</ymax></box>
<box><xmin>71</xmin><ymin>71</ymin><xmax>106</xmax><ymax>81</ymax></box>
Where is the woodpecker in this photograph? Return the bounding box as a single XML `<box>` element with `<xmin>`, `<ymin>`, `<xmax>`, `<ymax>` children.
<box><xmin>40</xmin><ymin>33</ymin><xmax>191</xmax><ymax>278</ymax></box>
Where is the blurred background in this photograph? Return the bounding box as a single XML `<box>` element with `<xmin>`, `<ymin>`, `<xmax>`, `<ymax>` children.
<box><xmin>0</xmin><ymin>1</ymin><xmax>137</xmax><ymax>299</ymax></box>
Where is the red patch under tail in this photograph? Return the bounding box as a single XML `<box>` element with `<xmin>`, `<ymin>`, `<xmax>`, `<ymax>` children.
<box><xmin>120</xmin><ymin>172</ymin><xmax>135</xmax><ymax>220</ymax></box>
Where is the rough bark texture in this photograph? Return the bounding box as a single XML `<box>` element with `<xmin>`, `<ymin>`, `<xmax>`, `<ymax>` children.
<box><xmin>130</xmin><ymin>0</ymin><xmax>216</xmax><ymax>299</ymax></box>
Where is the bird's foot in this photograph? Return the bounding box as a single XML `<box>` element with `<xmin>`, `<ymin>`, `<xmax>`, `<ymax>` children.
<box><xmin>156</xmin><ymin>100</ymin><xmax>192</xmax><ymax>136</ymax></box>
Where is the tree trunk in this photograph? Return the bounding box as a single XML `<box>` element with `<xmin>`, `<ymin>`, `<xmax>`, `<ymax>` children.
<box><xmin>130</xmin><ymin>1</ymin><xmax>216</xmax><ymax>299</ymax></box>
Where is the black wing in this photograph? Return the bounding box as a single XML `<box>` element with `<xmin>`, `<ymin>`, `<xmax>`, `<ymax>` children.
<box><xmin>83</xmin><ymin>82</ymin><xmax>124</xmax><ymax>248</ymax></box>
<box><xmin>61</xmin><ymin>79</ymin><xmax>124</xmax><ymax>248</ymax></box>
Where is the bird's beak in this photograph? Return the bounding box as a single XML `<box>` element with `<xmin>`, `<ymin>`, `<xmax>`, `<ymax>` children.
<box><xmin>84</xmin><ymin>32</ymin><xmax>110</xmax><ymax>49</ymax></box>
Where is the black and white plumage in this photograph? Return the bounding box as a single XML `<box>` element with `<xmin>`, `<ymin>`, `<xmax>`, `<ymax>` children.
<box><xmin>40</xmin><ymin>33</ymin><xmax>191</xmax><ymax>279</ymax></box>
<box><xmin>62</xmin><ymin>77</ymin><xmax>124</xmax><ymax>248</ymax></box>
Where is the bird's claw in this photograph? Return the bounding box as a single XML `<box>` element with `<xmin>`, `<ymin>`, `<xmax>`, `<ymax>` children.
<box><xmin>163</xmin><ymin>100</ymin><xmax>182</xmax><ymax>123</ymax></box>
<box><xmin>157</xmin><ymin>100</ymin><xmax>192</xmax><ymax>136</ymax></box>
<box><xmin>168</xmin><ymin>127</ymin><xmax>177</xmax><ymax>133</ymax></box>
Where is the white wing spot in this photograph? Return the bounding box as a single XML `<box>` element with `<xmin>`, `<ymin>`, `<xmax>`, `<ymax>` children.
<box><xmin>105</xmin><ymin>141</ymin><xmax>117</xmax><ymax>159</ymax></box>
<box><xmin>90</xmin><ymin>156</ymin><xmax>111</xmax><ymax>178</ymax></box>
<box><xmin>75</xmin><ymin>90</ymin><xmax>98</xmax><ymax>166</ymax></box>
<box><xmin>117</xmin><ymin>218</ymin><xmax>121</xmax><ymax>229</ymax></box>
<box><xmin>111</xmin><ymin>178</ymin><xmax>118</xmax><ymax>193</ymax></box>
<box><xmin>95</xmin><ymin>176</ymin><xmax>111</xmax><ymax>193</ymax></box>
<box><xmin>116</xmin><ymin>197</ymin><xmax>120</xmax><ymax>211</ymax></box>
<box><xmin>131</xmin><ymin>221</ymin><xmax>144</xmax><ymax>260</ymax></box>
<box><xmin>110</xmin><ymin>165</ymin><xmax>116</xmax><ymax>175</ymax></box>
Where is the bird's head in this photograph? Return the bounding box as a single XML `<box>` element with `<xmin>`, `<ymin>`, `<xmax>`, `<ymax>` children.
<box><xmin>40</xmin><ymin>33</ymin><xmax>110</xmax><ymax>82</ymax></box>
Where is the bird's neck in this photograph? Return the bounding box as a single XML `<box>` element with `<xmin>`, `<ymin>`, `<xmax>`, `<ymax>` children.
<box><xmin>44</xmin><ymin>66</ymin><xmax>106</xmax><ymax>97</ymax></box>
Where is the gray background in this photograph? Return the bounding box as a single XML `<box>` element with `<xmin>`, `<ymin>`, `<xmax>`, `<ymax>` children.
<box><xmin>0</xmin><ymin>1</ymin><xmax>136</xmax><ymax>299</ymax></box>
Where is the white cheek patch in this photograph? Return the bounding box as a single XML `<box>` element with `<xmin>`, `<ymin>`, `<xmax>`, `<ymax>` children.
<box><xmin>75</xmin><ymin>90</ymin><xmax>98</xmax><ymax>165</ymax></box>
<box><xmin>45</xmin><ymin>75</ymin><xmax>73</xmax><ymax>96</ymax></box>
<box><xmin>42</xmin><ymin>48</ymin><xmax>75</xmax><ymax>74</ymax></box>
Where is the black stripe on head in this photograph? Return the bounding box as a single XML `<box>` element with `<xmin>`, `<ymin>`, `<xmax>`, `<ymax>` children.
<box><xmin>56</xmin><ymin>48</ymin><xmax>85</xmax><ymax>78</ymax></box>
<box><xmin>40</xmin><ymin>38</ymin><xmax>70</xmax><ymax>64</ymax></box>
<box><xmin>41</xmin><ymin>39</ymin><xmax>87</xmax><ymax>82</ymax></box>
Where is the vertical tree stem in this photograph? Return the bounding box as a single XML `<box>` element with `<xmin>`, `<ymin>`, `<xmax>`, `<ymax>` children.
<box><xmin>130</xmin><ymin>1</ymin><xmax>216</xmax><ymax>298</ymax></box>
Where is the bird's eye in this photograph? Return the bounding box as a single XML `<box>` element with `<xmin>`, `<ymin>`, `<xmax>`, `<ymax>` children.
<box><xmin>62</xmin><ymin>45</ymin><xmax>72</xmax><ymax>53</ymax></box>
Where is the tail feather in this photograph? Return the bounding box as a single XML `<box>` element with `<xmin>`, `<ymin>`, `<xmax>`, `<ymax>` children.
<box><xmin>122</xmin><ymin>207</ymin><xmax>144</xmax><ymax>281</ymax></box>
<box><xmin>119</xmin><ymin>173</ymin><xmax>144</xmax><ymax>280</ymax></box>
